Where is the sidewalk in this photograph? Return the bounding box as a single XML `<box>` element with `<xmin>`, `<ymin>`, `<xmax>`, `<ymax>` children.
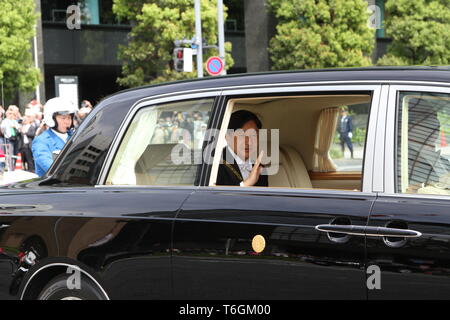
<box><xmin>0</xmin><ymin>170</ymin><xmax>39</xmax><ymax>185</ymax></box>
<box><xmin>332</xmin><ymin>144</ymin><xmax>364</xmax><ymax>171</ymax></box>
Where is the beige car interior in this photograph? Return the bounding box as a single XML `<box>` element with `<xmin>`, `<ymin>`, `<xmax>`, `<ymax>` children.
<box><xmin>213</xmin><ymin>94</ymin><xmax>371</xmax><ymax>191</ymax></box>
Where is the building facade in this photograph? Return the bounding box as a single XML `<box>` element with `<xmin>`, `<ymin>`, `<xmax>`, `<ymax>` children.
<box><xmin>35</xmin><ymin>0</ymin><xmax>387</xmax><ymax>106</ymax></box>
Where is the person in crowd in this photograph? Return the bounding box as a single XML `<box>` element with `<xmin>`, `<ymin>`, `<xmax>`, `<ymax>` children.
<box><xmin>195</xmin><ymin>123</ymin><xmax>207</xmax><ymax>149</ymax></box>
<box><xmin>1</xmin><ymin>108</ymin><xmax>21</xmax><ymax>170</ymax></box>
<box><xmin>216</xmin><ymin>110</ymin><xmax>267</xmax><ymax>187</ymax></box>
<box><xmin>34</xmin><ymin>111</ymin><xmax>43</xmax><ymax>126</ymax></box>
<box><xmin>7</xmin><ymin>105</ymin><xmax>21</xmax><ymax>121</ymax></box>
<box><xmin>19</xmin><ymin>109</ymin><xmax>38</xmax><ymax>172</ymax></box>
<box><xmin>151</xmin><ymin>118</ymin><xmax>168</xmax><ymax>144</ymax></box>
<box><xmin>32</xmin><ymin>97</ymin><xmax>77</xmax><ymax>177</ymax></box>
<box><xmin>338</xmin><ymin>106</ymin><xmax>354</xmax><ymax>159</ymax></box>
<box><xmin>0</xmin><ymin>106</ymin><xmax>5</xmax><ymax>172</ymax></box>
<box><xmin>35</xmin><ymin>121</ymin><xmax>48</xmax><ymax>137</ymax></box>
<box><xmin>28</xmin><ymin>99</ymin><xmax>42</xmax><ymax>114</ymax></box>
<box><xmin>181</xmin><ymin>115</ymin><xmax>194</xmax><ymax>140</ymax></box>
<box><xmin>81</xmin><ymin>100</ymin><xmax>93</xmax><ymax>111</ymax></box>
<box><xmin>0</xmin><ymin>106</ymin><xmax>5</xmax><ymax>143</ymax></box>
<box><xmin>74</xmin><ymin>106</ymin><xmax>92</xmax><ymax>128</ymax></box>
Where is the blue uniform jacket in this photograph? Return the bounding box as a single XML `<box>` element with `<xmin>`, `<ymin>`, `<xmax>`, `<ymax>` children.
<box><xmin>32</xmin><ymin>129</ymin><xmax>72</xmax><ymax>177</ymax></box>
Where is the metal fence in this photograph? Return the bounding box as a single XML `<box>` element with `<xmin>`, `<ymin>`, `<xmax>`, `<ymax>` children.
<box><xmin>0</xmin><ymin>144</ymin><xmax>15</xmax><ymax>172</ymax></box>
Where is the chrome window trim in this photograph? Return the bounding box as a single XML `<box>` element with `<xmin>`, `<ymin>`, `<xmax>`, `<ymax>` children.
<box><xmin>218</xmin><ymin>80</ymin><xmax>450</xmax><ymax>92</ymax></box>
<box><xmin>20</xmin><ymin>263</ymin><xmax>110</xmax><ymax>300</ymax></box>
<box><xmin>94</xmin><ymin>184</ymin><xmax>199</xmax><ymax>191</ymax></box>
<box><xmin>370</xmin><ymin>85</ymin><xmax>389</xmax><ymax>192</ymax></box>
<box><xmin>189</xmin><ymin>185</ymin><xmax>377</xmax><ymax>198</ymax></box>
<box><xmin>208</xmin><ymin>98</ymin><xmax>234</xmax><ymax>187</ymax></box>
<box><xmin>384</xmin><ymin>85</ymin><xmax>450</xmax><ymax>194</ymax></box>
<box><xmin>362</xmin><ymin>85</ymin><xmax>381</xmax><ymax>192</ymax></box>
<box><xmin>377</xmin><ymin>192</ymin><xmax>450</xmax><ymax>201</ymax></box>
<box><xmin>97</xmin><ymin>91</ymin><xmax>222</xmax><ymax>185</ymax></box>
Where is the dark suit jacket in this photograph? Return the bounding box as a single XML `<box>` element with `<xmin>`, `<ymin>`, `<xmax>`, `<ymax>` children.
<box><xmin>339</xmin><ymin>116</ymin><xmax>353</xmax><ymax>135</ymax></box>
<box><xmin>216</xmin><ymin>147</ymin><xmax>268</xmax><ymax>187</ymax></box>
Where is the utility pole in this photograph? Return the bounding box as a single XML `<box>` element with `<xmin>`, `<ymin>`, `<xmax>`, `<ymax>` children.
<box><xmin>33</xmin><ymin>35</ymin><xmax>40</xmax><ymax>103</ymax></box>
<box><xmin>194</xmin><ymin>0</ymin><xmax>203</xmax><ymax>78</ymax></box>
<box><xmin>1</xmin><ymin>82</ymin><xmax>4</xmax><ymax>108</ymax></box>
<box><xmin>34</xmin><ymin>0</ymin><xmax>45</xmax><ymax>103</ymax></box>
<box><xmin>217</xmin><ymin>0</ymin><xmax>226</xmax><ymax>75</ymax></box>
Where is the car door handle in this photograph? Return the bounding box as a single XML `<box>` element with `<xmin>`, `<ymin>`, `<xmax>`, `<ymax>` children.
<box><xmin>0</xmin><ymin>224</ymin><xmax>9</xmax><ymax>229</ymax></box>
<box><xmin>315</xmin><ymin>224</ymin><xmax>422</xmax><ymax>238</ymax></box>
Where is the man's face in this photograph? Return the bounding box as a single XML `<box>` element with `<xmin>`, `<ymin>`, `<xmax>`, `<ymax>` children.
<box><xmin>78</xmin><ymin>111</ymin><xmax>87</xmax><ymax>119</ymax></box>
<box><xmin>228</xmin><ymin>120</ymin><xmax>259</xmax><ymax>161</ymax></box>
<box><xmin>55</xmin><ymin>114</ymin><xmax>72</xmax><ymax>133</ymax></box>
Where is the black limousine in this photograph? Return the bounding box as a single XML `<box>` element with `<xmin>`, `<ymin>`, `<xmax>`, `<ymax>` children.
<box><xmin>1</xmin><ymin>67</ymin><xmax>450</xmax><ymax>299</ymax></box>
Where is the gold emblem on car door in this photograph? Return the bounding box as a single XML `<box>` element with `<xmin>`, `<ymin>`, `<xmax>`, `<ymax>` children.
<box><xmin>252</xmin><ymin>235</ymin><xmax>266</xmax><ymax>253</ymax></box>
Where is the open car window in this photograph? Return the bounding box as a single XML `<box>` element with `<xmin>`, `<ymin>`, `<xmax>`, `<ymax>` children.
<box><xmin>210</xmin><ymin>93</ymin><xmax>372</xmax><ymax>192</ymax></box>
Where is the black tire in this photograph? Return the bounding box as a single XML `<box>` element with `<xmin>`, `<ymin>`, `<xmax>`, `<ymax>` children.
<box><xmin>37</xmin><ymin>274</ymin><xmax>107</xmax><ymax>300</ymax></box>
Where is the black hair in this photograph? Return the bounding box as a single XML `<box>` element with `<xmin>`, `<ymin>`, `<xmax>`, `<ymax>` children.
<box><xmin>228</xmin><ymin>110</ymin><xmax>262</xmax><ymax>130</ymax></box>
<box><xmin>81</xmin><ymin>100</ymin><xmax>91</xmax><ymax>108</ymax></box>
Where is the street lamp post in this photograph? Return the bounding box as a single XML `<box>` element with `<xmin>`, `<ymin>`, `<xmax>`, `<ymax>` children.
<box><xmin>194</xmin><ymin>0</ymin><xmax>203</xmax><ymax>78</ymax></box>
<box><xmin>217</xmin><ymin>0</ymin><xmax>226</xmax><ymax>75</ymax></box>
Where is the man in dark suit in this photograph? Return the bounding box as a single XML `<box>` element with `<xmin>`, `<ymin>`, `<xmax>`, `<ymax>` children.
<box><xmin>216</xmin><ymin>110</ymin><xmax>268</xmax><ymax>187</ymax></box>
<box><xmin>339</xmin><ymin>107</ymin><xmax>354</xmax><ymax>159</ymax></box>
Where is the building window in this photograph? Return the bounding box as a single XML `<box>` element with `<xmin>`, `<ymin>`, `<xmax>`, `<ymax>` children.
<box><xmin>41</xmin><ymin>0</ymin><xmax>128</xmax><ymax>26</ymax></box>
<box><xmin>224</xmin><ymin>0</ymin><xmax>244</xmax><ymax>32</ymax></box>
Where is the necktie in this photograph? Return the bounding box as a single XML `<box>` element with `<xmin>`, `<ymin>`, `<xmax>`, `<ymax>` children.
<box><xmin>241</xmin><ymin>162</ymin><xmax>253</xmax><ymax>180</ymax></box>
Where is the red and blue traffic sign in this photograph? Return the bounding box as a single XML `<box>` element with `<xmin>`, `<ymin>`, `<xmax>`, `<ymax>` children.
<box><xmin>205</xmin><ymin>56</ymin><xmax>224</xmax><ymax>76</ymax></box>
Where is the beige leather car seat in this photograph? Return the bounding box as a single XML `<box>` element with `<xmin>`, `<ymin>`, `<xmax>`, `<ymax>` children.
<box><xmin>135</xmin><ymin>143</ymin><xmax>197</xmax><ymax>185</ymax></box>
<box><xmin>268</xmin><ymin>145</ymin><xmax>312</xmax><ymax>189</ymax></box>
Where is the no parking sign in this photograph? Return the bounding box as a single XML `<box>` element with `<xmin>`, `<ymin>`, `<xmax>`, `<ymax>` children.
<box><xmin>205</xmin><ymin>56</ymin><xmax>224</xmax><ymax>76</ymax></box>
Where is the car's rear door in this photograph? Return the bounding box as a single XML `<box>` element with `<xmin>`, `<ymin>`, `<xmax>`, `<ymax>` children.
<box><xmin>172</xmin><ymin>84</ymin><xmax>384</xmax><ymax>299</ymax></box>
<box><xmin>84</xmin><ymin>91</ymin><xmax>221</xmax><ymax>299</ymax></box>
<box><xmin>367</xmin><ymin>84</ymin><xmax>450</xmax><ymax>299</ymax></box>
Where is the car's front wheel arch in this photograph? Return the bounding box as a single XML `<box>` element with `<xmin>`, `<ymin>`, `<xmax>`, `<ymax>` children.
<box><xmin>20</xmin><ymin>263</ymin><xmax>109</xmax><ymax>300</ymax></box>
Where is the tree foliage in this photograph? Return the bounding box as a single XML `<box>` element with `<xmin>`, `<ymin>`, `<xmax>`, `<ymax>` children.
<box><xmin>268</xmin><ymin>0</ymin><xmax>374</xmax><ymax>70</ymax></box>
<box><xmin>377</xmin><ymin>0</ymin><xmax>450</xmax><ymax>66</ymax></box>
<box><xmin>0</xmin><ymin>0</ymin><xmax>40</xmax><ymax>102</ymax></box>
<box><xmin>113</xmin><ymin>0</ymin><xmax>234</xmax><ymax>87</ymax></box>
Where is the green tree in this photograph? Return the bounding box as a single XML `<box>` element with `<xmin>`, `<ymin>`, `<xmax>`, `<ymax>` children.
<box><xmin>0</xmin><ymin>0</ymin><xmax>40</xmax><ymax>102</ymax></box>
<box><xmin>377</xmin><ymin>0</ymin><xmax>450</xmax><ymax>66</ymax></box>
<box><xmin>268</xmin><ymin>0</ymin><xmax>374</xmax><ymax>70</ymax></box>
<box><xmin>113</xmin><ymin>0</ymin><xmax>234</xmax><ymax>87</ymax></box>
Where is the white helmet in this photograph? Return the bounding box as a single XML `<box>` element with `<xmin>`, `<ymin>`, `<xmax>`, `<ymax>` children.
<box><xmin>43</xmin><ymin>97</ymin><xmax>77</xmax><ymax>128</ymax></box>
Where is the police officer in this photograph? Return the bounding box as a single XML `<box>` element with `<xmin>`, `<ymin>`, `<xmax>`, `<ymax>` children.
<box><xmin>32</xmin><ymin>97</ymin><xmax>77</xmax><ymax>177</ymax></box>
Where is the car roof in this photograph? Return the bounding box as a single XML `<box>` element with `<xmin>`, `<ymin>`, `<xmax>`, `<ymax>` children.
<box><xmin>100</xmin><ymin>66</ymin><xmax>450</xmax><ymax>107</ymax></box>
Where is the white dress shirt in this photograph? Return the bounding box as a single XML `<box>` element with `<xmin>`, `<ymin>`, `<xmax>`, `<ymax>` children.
<box><xmin>51</xmin><ymin>129</ymin><xmax>69</xmax><ymax>143</ymax></box>
<box><xmin>227</xmin><ymin>145</ymin><xmax>253</xmax><ymax>186</ymax></box>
